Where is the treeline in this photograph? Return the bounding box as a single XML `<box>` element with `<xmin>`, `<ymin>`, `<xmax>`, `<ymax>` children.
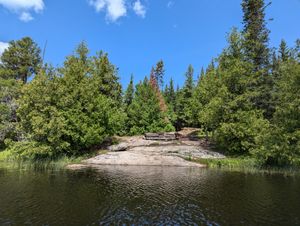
<box><xmin>0</xmin><ymin>0</ymin><xmax>299</xmax><ymax>166</ymax></box>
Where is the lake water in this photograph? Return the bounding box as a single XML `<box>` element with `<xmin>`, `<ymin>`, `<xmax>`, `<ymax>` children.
<box><xmin>0</xmin><ymin>164</ymin><xmax>299</xmax><ymax>225</ymax></box>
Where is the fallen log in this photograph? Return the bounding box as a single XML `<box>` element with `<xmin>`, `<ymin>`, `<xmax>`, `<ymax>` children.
<box><xmin>144</xmin><ymin>132</ymin><xmax>177</xmax><ymax>141</ymax></box>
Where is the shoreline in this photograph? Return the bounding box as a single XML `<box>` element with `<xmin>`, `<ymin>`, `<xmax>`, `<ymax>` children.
<box><xmin>67</xmin><ymin>135</ymin><xmax>225</xmax><ymax>169</ymax></box>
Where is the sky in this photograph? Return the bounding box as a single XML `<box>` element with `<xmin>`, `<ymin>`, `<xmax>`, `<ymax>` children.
<box><xmin>0</xmin><ymin>0</ymin><xmax>300</xmax><ymax>87</ymax></box>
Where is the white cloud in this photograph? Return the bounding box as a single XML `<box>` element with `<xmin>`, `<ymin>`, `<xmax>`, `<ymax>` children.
<box><xmin>0</xmin><ymin>0</ymin><xmax>44</xmax><ymax>22</ymax></box>
<box><xmin>19</xmin><ymin>12</ymin><xmax>34</xmax><ymax>22</ymax></box>
<box><xmin>133</xmin><ymin>0</ymin><xmax>146</xmax><ymax>18</ymax></box>
<box><xmin>0</xmin><ymin>41</ymin><xmax>9</xmax><ymax>57</ymax></box>
<box><xmin>167</xmin><ymin>1</ymin><xmax>174</xmax><ymax>8</ymax></box>
<box><xmin>89</xmin><ymin>0</ymin><xmax>127</xmax><ymax>22</ymax></box>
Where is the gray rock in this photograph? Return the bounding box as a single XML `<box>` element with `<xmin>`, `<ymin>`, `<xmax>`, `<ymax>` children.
<box><xmin>108</xmin><ymin>143</ymin><xmax>129</xmax><ymax>152</ymax></box>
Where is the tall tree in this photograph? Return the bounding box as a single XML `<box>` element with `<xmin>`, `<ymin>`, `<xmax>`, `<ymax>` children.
<box><xmin>149</xmin><ymin>66</ymin><xmax>167</xmax><ymax>112</ymax></box>
<box><xmin>0</xmin><ymin>37</ymin><xmax>42</xmax><ymax>83</ymax></box>
<box><xmin>154</xmin><ymin>60</ymin><xmax>165</xmax><ymax>89</ymax></box>
<box><xmin>127</xmin><ymin>77</ymin><xmax>174</xmax><ymax>135</ymax></box>
<box><xmin>124</xmin><ymin>75</ymin><xmax>134</xmax><ymax>107</ymax></box>
<box><xmin>168</xmin><ymin>78</ymin><xmax>176</xmax><ymax>106</ymax></box>
<box><xmin>242</xmin><ymin>0</ymin><xmax>270</xmax><ymax>69</ymax></box>
<box><xmin>16</xmin><ymin>43</ymin><xmax>125</xmax><ymax>158</ymax></box>
<box><xmin>278</xmin><ymin>39</ymin><xmax>290</xmax><ymax>62</ymax></box>
<box><xmin>91</xmin><ymin>51</ymin><xmax>122</xmax><ymax>103</ymax></box>
<box><xmin>175</xmin><ymin>65</ymin><xmax>195</xmax><ymax>129</ymax></box>
<box><xmin>183</xmin><ymin>64</ymin><xmax>195</xmax><ymax>98</ymax></box>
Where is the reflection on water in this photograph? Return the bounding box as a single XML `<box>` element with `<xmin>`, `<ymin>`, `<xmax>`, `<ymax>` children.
<box><xmin>0</xmin><ymin>165</ymin><xmax>299</xmax><ymax>225</ymax></box>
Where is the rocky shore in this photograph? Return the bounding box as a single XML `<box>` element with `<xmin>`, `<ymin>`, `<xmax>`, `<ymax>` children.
<box><xmin>67</xmin><ymin>130</ymin><xmax>225</xmax><ymax>169</ymax></box>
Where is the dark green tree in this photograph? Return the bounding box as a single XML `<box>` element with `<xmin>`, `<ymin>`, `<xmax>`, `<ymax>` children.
<box><xmin>278</xmin><ymin>39</ymin><xmax>290</xmax><ymax>62</ymax></box>
<box><xmin>127</xmin><ymin>77</ymin><xmax>174</xmax><ymax>135</ymax></box>
<box><xmin>0</xmin><ymin>37</ymin><xmax>42</xmax><ymax>83</ymax></box>
<box><xmin>124</xmin><ymin>74</ymin><xmax>134</xmax><ymax>107</ymax></box>
<box><xmin>13</xmin><ymin>43</ymin><xmax>125</xmax><ymax>158</ymax></box>
<box><xmin>91</xmin><ymin>51</ymin><xmax>122</xmax><ymax>103</ymax></box>
<box><xmin>242</xmin><ymin>0</ymin><xmax>270</xmax><ymax>69</ymax></box>
<box><xmin>154</xmin><ymin>60</ymin><xmax>165</xmax><ymax>89</ymax></box>
<box><xmin>175</xmin><ymin>65</ymin><xmax>195</xmax><ymax>129</ymax></box>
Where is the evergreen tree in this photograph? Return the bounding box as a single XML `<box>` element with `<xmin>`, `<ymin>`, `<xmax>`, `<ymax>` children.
<box><xmin>124</xmin><ymin>75</ymin><xmax>134</xmax><ymax>107</ymax></box>
<box><xmin>278</xmin><ymin>39</ymin><xmax>290</xmax><ymax>62</ymax></box>
<box><xmin>175</xmin><ymin>65</ymin><xmax>195</xmax><ymax>129</ymax></box>
<box><xmin>149</xmin><ymin>66</ymin><xmax>167</xmax><ymax>112</ymax></box>
<box><xmin>91</xmin><ymin>51</ymin><xmax>122</xmax><ymax>103</ymax></box>
<box><xmin>154</xmin><ymin>60</ymin><xmax>165</xmax><ymax>89</ymax></box>
<box><xmin>0</xmin><ymin>37</ymin><xmax>42</xmax><ymax>83</ymax></box>
<box><xmin>242</xmin><ymin>0</ymin><xmax>274</xmax><ymax>119</ymax></box>
<box><xmin>164</xmin><ymin>78</ymin><xmax>175</xmax><ymax>106</ymax></box>
<box><xmin>253</xmin><ymin>59</ymin><xmax>300</xmax><ymax>165</ymax></box>
<box><xmin>183</xmin><ymin>64</ymin><xmax>194</xmax><ymax>98</ymax></box>
<box><xmin>242</xmin><ymin>0</ymin><xmax>270</xmax><ymax>69</ymax></box>
<box><xmin>14</xmin><ymin>43</ymin><xmax>125</xmax><ymax>158</ymax></box>
<box><xmin>127</xmin><ymin>77</ymin><xmax>174</xmax><ymax>135</ymax></box>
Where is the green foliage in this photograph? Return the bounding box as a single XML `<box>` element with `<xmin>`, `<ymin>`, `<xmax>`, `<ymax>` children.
<box><xmin>242</xmin><ymin>0</ymin><xmax>270</xmax><ymax>69</ymax></box>
<box><xmin>16</xmin><ymin>43</ymin><xmax>126</xmax><ymax>158</ymax></box>
<box><xmin>154</xmin><ymin>60</ymin><xmax>165</xmax><ymax>89</ymax></box>
<box><xmin>127</xmin><ymin>78</ymin><xmax>174</xmax><ymax>135</ymax></box>
<box><xmin>175</xmin><ymin>65</ymin><xmax>196</xmax><ymax>129</ymax></box>
<box><xmin>215</xmin><ymin>110</ymin><xmax>270</xmax><ymax>155</ymax></box>
<box><xmin>5</xmin><ymin>140</ymin><xmax>53</xmax><ymax>160</ymax></box>
<box><xmin>0</xmin><ymin>0</ymin><xmax>299</xmax><ymax>169</ymax></box>
<box><xmin>0</xmin><ymin>72</ymin><xmax>22</xmax><ymax>149</ymax></box>
<box><xmin>196</xmin><ymin>157</ymin><xmax>259</xmax><ymax>170</ymax></box>
<box><xmin>124</xmin><ymin>74</ymin><xmax>134</xmax><ymax>107</ymax></box>
<box><xmin>0</xmin><ymin>37</ymin><xmax>41</xmax><ymax>83</ymax></box>
<box><xmin>253</xmin><ymin>60</ymin><xmax>300</xmax><ymax>166</ymax></box>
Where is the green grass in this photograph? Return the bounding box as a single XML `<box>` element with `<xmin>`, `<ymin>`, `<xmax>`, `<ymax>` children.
<box><xmin>194</xmin><ymin>157</ymin><xmax>300</xmax><ymax>176</ymax></box>
<box><xmin>0</xmin><ymin>149</ymin><xmax>108</xmax><ymax>171</ymax></box>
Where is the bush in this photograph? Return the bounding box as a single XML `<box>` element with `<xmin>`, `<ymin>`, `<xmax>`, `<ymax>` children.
<box><xmin>252</xmin><ymin>127</ymin><xmax>300</xmax><ymax>166</ymax></box>
<box><xmin>215</xmin><ymin>110</ymin><xmax>270</xmax><ymax>155</ymax></box>
<box><xmin>4</xmin><ymin>140</ymin><xmax>53</xmax><ymax>160</ymax></box>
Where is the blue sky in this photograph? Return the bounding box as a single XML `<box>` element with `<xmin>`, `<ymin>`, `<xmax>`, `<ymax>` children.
<box><xmin>0</xmin><ymin>0</ymin><xmax>300</xmax><ymax>87</ymax></box>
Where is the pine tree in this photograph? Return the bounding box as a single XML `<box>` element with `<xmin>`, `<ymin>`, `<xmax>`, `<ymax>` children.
<box><xmin>168</xmin><ymin>78</ymin><xmax>176</xmax><ymax>106</ymax></box>
<box><xmin>124</xmin><ymin>75</ymin><xmax>134</xmax><ymax>107</ymax></box>
<box><xmin>183</xmin><ymin>64</ymin><xmax>194</xmax><ymax>98</ymax></box>
<box><xmin>149</xmin><ymin>66</ymin><xmax>167</xmax><ymax>112</ymax></box>
<box><xmin>197</xmin><ymin>67</ymin><xmax>205</xmax><ymax>85</ymax></box>
<box><xmin>242</xmin><ymin>0</ymin><xmax>270</xmax><ymax>69</ymax></box>
<box><xmin>0</xmin><ymin>37</ymin><xmax>42</xmax><ymax>83</ymax></box>
<box><xmin>175</xmin><ymin>65</ymin><xmax>195</xmax><ymax>129</ymax></box>
<box><xmin>154</xmin><ymin>60</ymin><xmax>165</xmax><ymax>89</ymax></box>
<box><xmin>278</xmin><ymin>39</ymin><xmax>290</xmax><ymax>62</ymax></box>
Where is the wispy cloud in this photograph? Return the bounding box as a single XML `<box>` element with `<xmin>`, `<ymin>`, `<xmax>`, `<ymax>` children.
<box><xmin>0</xmin><ymin>41</ymin><xmax>9</xmax><ymax>57</ymax></box>
<box><xmin>167</xmin><ymin>1</ymin><xmax>174</xmax><ymax>8</ymax></box>
<box><xmin>19</xmin><ymin>12</ymin><xmax>34</xmax><ymax>22</ymax></box>
<box><xmin>0</xmin><ymin>0</ymin><xmax>44</xmax><ymax>22</ymax></box>
<box><xmin>89</xmin><ymin>0</ymin><xmax>127</xmax><ymax>22</ymax></box>
<box><xmin>133</xmin><ymin>0</ymin><xmax>146</xmax><ymax>18</ymax></box>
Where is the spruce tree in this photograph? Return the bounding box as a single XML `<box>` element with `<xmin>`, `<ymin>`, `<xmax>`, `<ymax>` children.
<box><xmin>183</xmin><ymin>64</ymin><xmax>194</xmax><ymax>98</ymax></box>
<box><xmin>242</xmin><ymin>0</ymin><xmax>270</xmax><ymax>69</ymax></box>
<box><xmin>175</xmin><ymin>65</ymin><xmax>195</xmax><ymax>129</ymax></box>
<box><xmin>154</xmin><ymin>60</ymin><xmax>165</xmax><ymax>89</ymax></box>
<box><xmin>278</xmin><ymin>39</ymin><xmax>290</xmax><ymax>62</ymax></box>
<box><xmin>124</xmin><ymin>75</ymin><xmax>134</xmax><ymax>107</ymax></box>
